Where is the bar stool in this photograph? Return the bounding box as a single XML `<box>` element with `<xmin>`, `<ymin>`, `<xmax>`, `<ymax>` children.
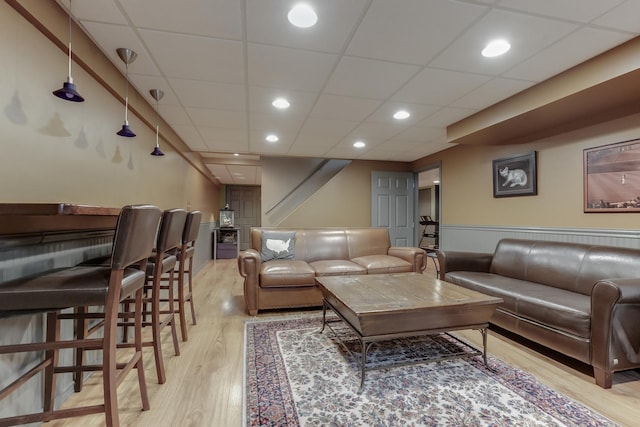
<box><xmin>122</xmin><ymin>208</ymin><xmax>186</xmax><ymax>384</ymax></box>
<box><xmin>0</xmin><ymin>204</ymin><xmax>161</xmax><ymax>427</ymax></box>
<box><xmin>173</xmin><ymin>210</ymin><xmax>202</xmax><ymax>341</ymax></box>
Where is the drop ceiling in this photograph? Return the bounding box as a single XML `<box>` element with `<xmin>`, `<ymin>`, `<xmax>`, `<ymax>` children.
<box><xmin>57</xmin><ymin>0</ymin><xmax>640</xmax><ymax>185</ymax></box>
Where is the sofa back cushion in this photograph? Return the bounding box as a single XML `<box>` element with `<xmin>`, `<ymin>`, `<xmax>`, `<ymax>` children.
<box><xmin>491</xmin><ymin>238</ymin><xmax>640</xmax><ymax>295</ymax></box>
<box><xmin>302</xmin><ymin>230</ymin><xmax>350</xmax><ymax>262</ymax></box>
<box><xmin>346</xmin><ymin>228</ymin><xmax>390</xmax><ymax>258</ymax></box>
<box><xmin>578</xmin><ymin>246</ymin><xmax>640</xmax><ymax>291</ymax></box>
<box><xmin>250</xmin><ymin>227</ymin><xmax>391</xmax><ymax>262</ymax></box>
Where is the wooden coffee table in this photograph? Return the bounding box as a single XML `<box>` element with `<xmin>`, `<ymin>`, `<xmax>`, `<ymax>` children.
<box><xmin>315</xmin><ymin>272</ymin><xmax>503</xmax><ymax>390</ymax></box>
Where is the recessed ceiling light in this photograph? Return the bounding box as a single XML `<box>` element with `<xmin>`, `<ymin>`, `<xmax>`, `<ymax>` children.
<box><xmin>266</xmin><ymin>134</ymin><xmax>279</xmax><ymax>142</ymax></box>
<box><xmin>482</xmin><ymin>39</ymin><xmax>510</xmax><ymax>58</ymax></box>
<box><xmin>272</xmin><ymin>97</ymin><xmax>290</xmax><ymax>109</ymax></box>
<box><xmin>288</xmin><ymin>4</ymin><xmax>318</xmax><ymax>28</ymax></box>
<box><xmin>233</xmin><ymin>153</ymin><xmax>239</xmax><ymax>156</ymax></box>
<box><xmin>353</xmin><ymin>141</ymin><xmax>366</xmax><ymax>148</ymax></box>
<box><xmin>393</xmin><ymin>110</ymin><xmax>410</xmax><ymax>120</ymax></box>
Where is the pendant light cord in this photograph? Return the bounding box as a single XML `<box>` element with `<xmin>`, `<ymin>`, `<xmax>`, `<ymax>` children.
<box><xmin>67</xmin><ymin>0</ymin><xmax>73</xmax><ymax>80</ymax></box>
<box><xmin>124</xmin><ymin>63</ymin><xmax>129</xmax><ymax>124</ymax></box>
<box><xmin>155</xmin><ymin>99</ymin><xmax>160</xmax><ymax>147</ymax></box>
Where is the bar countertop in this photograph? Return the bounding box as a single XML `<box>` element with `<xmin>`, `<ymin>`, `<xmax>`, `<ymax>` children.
<box><xmin>0</xmin><ymin>203</ymin><xmax>120</xmax><ymax>235</ymax></box>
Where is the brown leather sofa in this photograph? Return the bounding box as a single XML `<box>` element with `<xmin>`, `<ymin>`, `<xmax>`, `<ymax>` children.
<box><xmin>238</xmin><ymin>227</ymin><xmax>427</xmax><ymax>315</ymax></box>
<box><xmin>437</xmin><ymin>238</ymin><xmax>640</xmax><ymax>388</ymax></box>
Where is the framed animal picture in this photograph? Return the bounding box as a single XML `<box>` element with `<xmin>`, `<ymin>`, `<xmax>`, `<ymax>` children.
<box><xmin>584</xmin><ymin>138</ymin><xmax>640</xmax><ymax>212</ymax></box>
<box><xmin>492</xmin><ymin>151</ymin><xmax>537</xmax><ymax>198</ymax></box>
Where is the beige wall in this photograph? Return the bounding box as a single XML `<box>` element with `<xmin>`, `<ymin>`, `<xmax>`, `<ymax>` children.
<box><xmin>278</xmin><ymin>160</ymin><xmax>412</xmax><ymax>227</ymax></box>
<box><xmin>0</xmin><ymin>2</ymin><xmax>219</xmax><ymax>220</ymax></box>
<box><xmin>414</xmin><ymin>112</ymin><xmax>640</xmax><ymax>230</ymax></box>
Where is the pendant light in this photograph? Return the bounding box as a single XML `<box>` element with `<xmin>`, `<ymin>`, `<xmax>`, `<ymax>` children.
<box><xmin>149</xmin><ymin>89</ymin><xmax>165</xmax><ymax>156</ymax></box>
<box><xmin>116</xmin><ymin>47</ymin><xmax>137</xmax><ymax>137</ymax></box>
<box><xmin>52</xmin><ymin>0</ymin><xmax>84</xmax><ymax>102</ymax></box>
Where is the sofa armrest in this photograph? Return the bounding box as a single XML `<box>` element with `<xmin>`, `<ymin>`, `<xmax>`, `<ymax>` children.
<box><xmin>590</xmin><ymin>278</ymin><xmax>640</xmax><ymax>387</ymax></box>
<box><xmin>388</xmin><ymin>246</ymin><xmax>427</xmax><ymax>272</ymax></box>
<box><xmin>238</xmin><ymin>249</ymin><xmax>261</xmax><ymax>315</ymax></box>
<box><xmin>436</xmin><ymin>250</ymin><xmax>493</xmax><ymax>280</ymax></box>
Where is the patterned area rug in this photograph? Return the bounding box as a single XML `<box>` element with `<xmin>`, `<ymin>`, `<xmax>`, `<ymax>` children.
<box><xmin>244</xmin><ymin>314</ymin><xmax>618</xmax><ymax>427</ymax></box>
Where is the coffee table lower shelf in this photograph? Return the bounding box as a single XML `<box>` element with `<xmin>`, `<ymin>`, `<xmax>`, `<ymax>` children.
<box><xmin>321</xmin><ymin>299</ymin><xmax>490</xmax><ymax>391</ymax></box>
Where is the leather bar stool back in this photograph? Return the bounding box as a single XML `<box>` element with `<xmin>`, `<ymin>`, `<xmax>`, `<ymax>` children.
<box><xmin>0</xmin><ymin>204</ymin><xmax>161</xmax><ymax>427</ymax></box>
<box><xmin>175</xmin><ymin>210</ymin><xmax>202</xmax><ymax>341</ymax></box>
<box><xmin>131</xmin><ymin>208</ymin><xmax>187</xmax><ymax>384</ymax></box>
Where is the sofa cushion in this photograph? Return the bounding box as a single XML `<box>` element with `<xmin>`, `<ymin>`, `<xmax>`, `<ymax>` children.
<box><xmin>445</xmin><ymin>271</ymin><xmax>591</xmax><ymax>339</ymax></box>
<box><xmin>260</xmin><ymin>260</ymin><xmax>315</xmax><ymax>288</ymax></box>
<box><xmin>261</xmin><ymin>231</ymin><xmax>296</xmax><ymax>262</ymax></box>
<box><xmin>309</xmin><ymin>260</ymin><xmax>367</xmax><ymax>276</ymax></box>
<box><xmin>351</xmin><ymin>255</ymin><xmax>412</xmax><ymax>274</ymax></box>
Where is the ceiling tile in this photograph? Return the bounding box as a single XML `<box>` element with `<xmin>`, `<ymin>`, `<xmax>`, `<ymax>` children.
<box><xmin>345</xmin><ymin>122</ymin><xmax>404</xmax><ymax>141</ymax></box>
<box><xmin>246</xmin><ymin>0</ymin><xmax>368</xmax><ymax>53</ymax></box>
<box><xmin>297</xmin><ymin>117</ymin><xmax>359</xmax><ymax>139</ymax></box>
<box><xmin>170</xmin><ymin>124</ymin><xmax>208</xmax><ymax>151</ymax></box>
<box><xmin>127</xmin><ymin>74</ymin><xmax>180</xmax><ymax>105</ymax></box>
<box><xmin>227</xmin><ymin>164</ymin><xmax>260</xmax><ymax>185</ymax></box>
<box><xmin>159</xmin><ymin>105</ymin><xmax>192</xmax><ymax>126</ymax></box>
<box><xmin>325</xmin><ymin>56</ymin><xmax>420</xmax><ymax>99</ymax></box>
<box><xmin>346</xmin><ymin>0</ymin><xmax>487</xmax><ymax>65</ymax></box>
<box><xmin>248</xmin><ymin>129</ymin><xmax>299</xmax><ymax>152</ymax></box>
<box><xmin>198</xmin><ymin>126</ymin><xmax>247</xmax><ymax>146</ymax></box>
<box><xmin>206</xmin><ymin>164</ymin><xmax>233</xmax><ymax>182</ymax></box>
<box><xmin>366</xmin><ymin>102</ymin><xmax>440</xmax><ymax>125</ymax></box>
<box><xmin>393</xmin><ymin>68</ymin><xmax>490</xmax><ymax>106</ymax></box>
<box><xmin>249</xmin><ymin>112</ymin><xmax>305</xmax><ymax>133</ymax></box>
<box><xmin>593</xmin><ymin>0</ymin><xmax>640</xmax><ymax>32</ymax></box>
<box><xmin>187</xmin><ymin>107</ymin><xmax>247</xmax><ymax>128</ymax></box>
<box><xmin>504</xmin><ymin>27</ymin><xmax>634</xmax><ymax>81</ymax></box>
<box><xmin>287</xmin><ymin>136</ymin><xmax>335</xmax><ymax>157</ymax></box>
<box><xmin>393</xmin><ymin>126</ymin><xmax>446</xmax><ymax>143</ymax></box>
<box><xmin>169</xmin><ymin>78</ymin><xmax>246</xmax><ymax>110</ymax></box>
<box><xmin>248</xmin><ymin>86</ymin><xmax>318</xmax><ymax>116</ymax></box>
<box><xmin>429</xmin><ymin>9</ymin><xmax>579</xmax><ymax>76</ymax></box>
<box><xmin>119</xmin><ymin>0</ymin><xmax>242</xmax><ymax>39</ymax></box>
<box><xmin>496</xmin><ymin>0</ymin><xmax>625</xmax><ymax>23</ymax></box>
<box><xmin>62</xmin><ymin>0</ymin><xmax>127</xmax><ymax>24</ymax></box>
<box><xmin>138</xmin><ymin>30</ymin><xmax>244</xmax><ymax>83</ymax></box>
<box><xmin>418</xmin><ymin>106</ymin><xmax>479</xmax><ymax>128</ymax></box>
<box><xmin>309</xmin><ymin>94</ymin><xmax>381</xmax><ymax>122</ymax></box>
<box><xmin>79</xmin><ymin>21</ymin><xmax>159</xmax><ymax>76</ymax></box>
<box><xmin>247</xmin><ymin>44</ymin><xmax>337</xmax><ymax>91</ymax></box>
<box><xmin>452</xmin><ymin>77</ymin><xmax>534</xmax><ymax>109</ymax></box>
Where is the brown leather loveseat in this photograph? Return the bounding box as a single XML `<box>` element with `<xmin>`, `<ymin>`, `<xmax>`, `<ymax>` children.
<box><xmin>238</xmin><ymin>227</ymin><xmax>427</xmax><ymax>315</ymax></box>
<box><xmin>437</xmin><ymin>238</ymin><xmax>640</xmax><ymax>388</ymax></box>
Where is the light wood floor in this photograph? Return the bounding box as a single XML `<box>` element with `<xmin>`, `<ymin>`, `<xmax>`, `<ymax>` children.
<box><xmin>46</xmin><ymin>259</ymin><xmax>640</xmax><ymax>426</ymax></box>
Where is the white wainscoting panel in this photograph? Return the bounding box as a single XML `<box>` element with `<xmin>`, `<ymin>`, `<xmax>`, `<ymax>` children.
<box><xmin>440</xmin><ymin>224</ymin><xmax>640</xmax><ymax>253</ymax></box>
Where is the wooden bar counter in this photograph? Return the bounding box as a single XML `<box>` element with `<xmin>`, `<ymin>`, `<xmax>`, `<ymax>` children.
<box><xmin>0</xmin><ymin>203</ymin><xmax>120</xmax><ymax>235</ymax></box>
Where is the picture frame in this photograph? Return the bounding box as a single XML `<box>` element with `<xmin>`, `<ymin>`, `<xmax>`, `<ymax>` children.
<box><xmin>219</xmin><ymin>209</ymin><xmax>235</xmax><ymax>227</ymax></box>
<box><xmin>492</xmin><ymin>152</ymin><xmax>537</xmax><ymax>198</ymax></box>
<box><xmin>583</xmin><ymin>138</ymin><xmax>640</xmax><ymax>213</ymax></box>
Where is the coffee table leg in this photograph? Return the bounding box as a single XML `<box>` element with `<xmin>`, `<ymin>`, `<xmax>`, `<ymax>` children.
<box><xmin>359</xmin><ymin>339</ymin><xmax>367</xmax><ymax>392</ymax></box>
<box><xmin>481</xmin><ymin>328</ymin><xmax>488</xmax><ymax>367</ymax></box>
<box><xmin>321</xmin><ymin>300</ymin><xmax>327</xmax><ymax>332</ymax></box>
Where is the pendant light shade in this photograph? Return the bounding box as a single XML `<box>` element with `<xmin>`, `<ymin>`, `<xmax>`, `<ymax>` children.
<box><xmin>53</xmin><ymin>0</ymin><xmax>84</xmax><ymax>102</ymax></box>
<box><xmin>149</xmin><ymin>89</ymin><xmax>165</xmax><ymax>156</ymax></box>
<box><xmin>116</xmin><ymin>47</ymin><xmax>137</xmax><ymax>137</ymax></box>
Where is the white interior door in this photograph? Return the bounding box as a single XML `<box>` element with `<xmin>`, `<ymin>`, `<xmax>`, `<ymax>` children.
<box><xmin>371</xmin><ymin>171</ymin><xmax>416</xmax><ymax>246</ymax></box>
